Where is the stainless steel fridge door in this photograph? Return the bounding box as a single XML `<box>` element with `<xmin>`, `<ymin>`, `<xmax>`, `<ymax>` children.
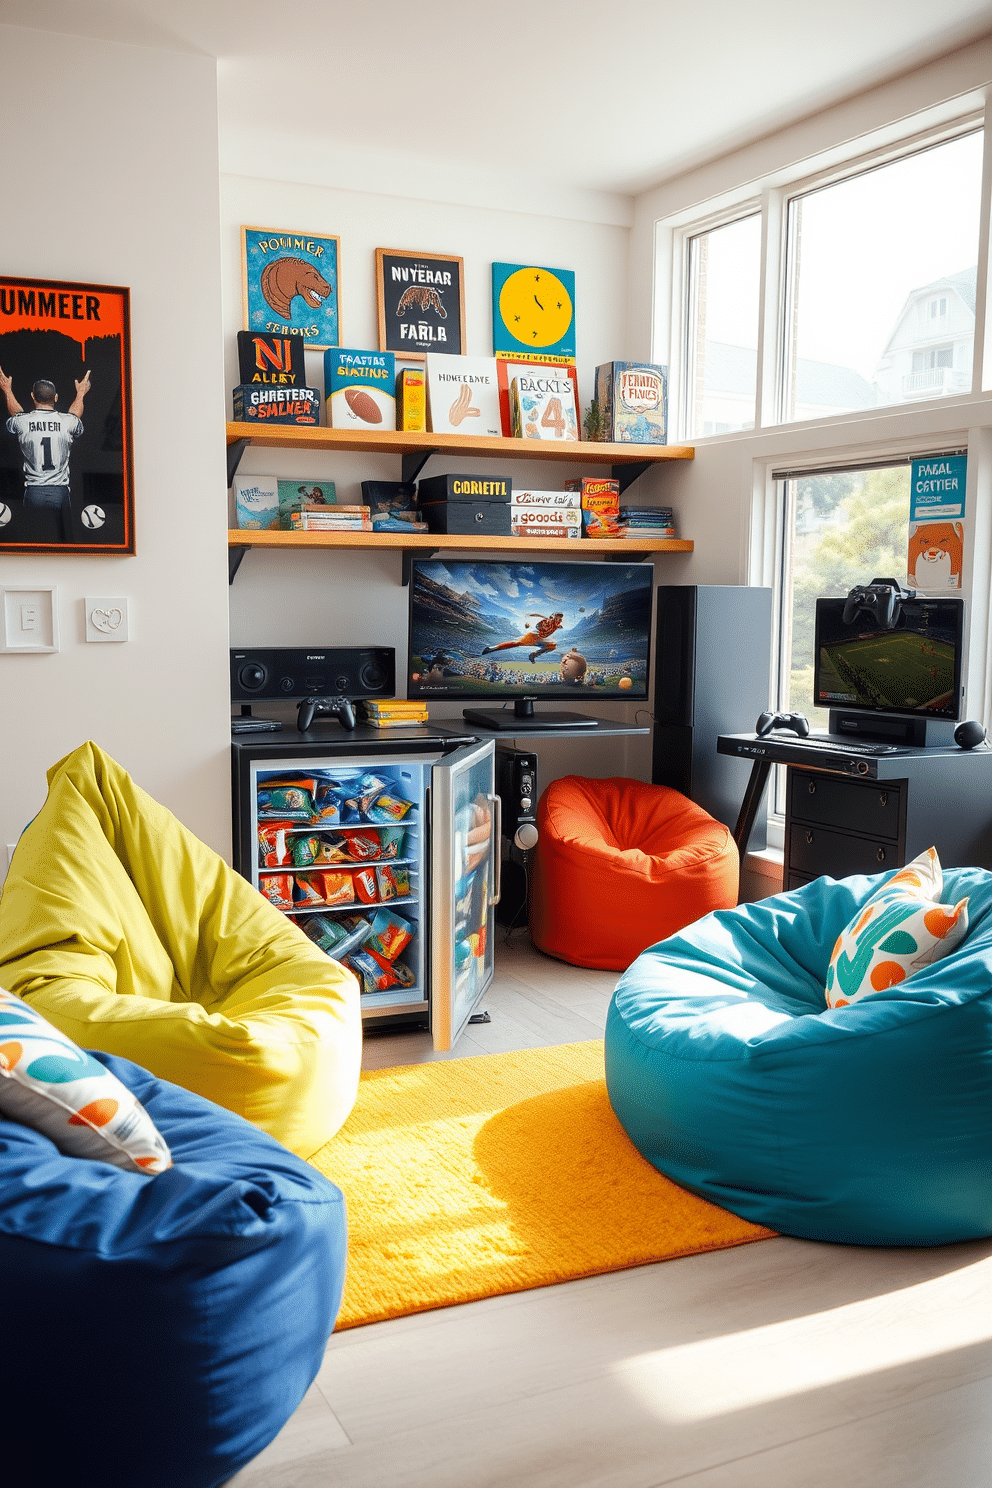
<box><xmin>429</xmin><ymin>737</ymin><xmax>498</xmax><ymax>1051</ymax></box>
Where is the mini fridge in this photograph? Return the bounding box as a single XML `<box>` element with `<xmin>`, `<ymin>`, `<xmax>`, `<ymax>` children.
<box><xmin>231</xmin><ymin>725</ymin><xmax>498</xmax><ymax>1051</ymax></box>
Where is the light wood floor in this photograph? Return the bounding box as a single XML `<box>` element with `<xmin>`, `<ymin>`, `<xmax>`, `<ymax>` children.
<box><xmin>229</xmin><ymin>929</ymin><xmax>992</xmax><ymax>1488</ymax></box>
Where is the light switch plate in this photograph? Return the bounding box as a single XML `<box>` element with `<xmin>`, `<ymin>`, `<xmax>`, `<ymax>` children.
<box><xmin>85</xmin><ymin>596</ymin><xmax>130</xmax><ymax>643</ymax></box>
<box><xmin>1</xmin><ymin>585</ymin><xmax>59</xmax><ymax>652</ymax></box>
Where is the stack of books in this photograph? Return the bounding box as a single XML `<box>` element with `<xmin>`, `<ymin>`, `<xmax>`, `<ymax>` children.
<box><xmin>618</xmin><ymin>505</ymin><xmax>676</xmax><ymax>538</ymax></box>
<box><xmin>360</xmin><ymin>699</ymin><xmax>430</xmax><ymax>729</ymax></box>
<box><xmin>510</xmin><ymin>488</ymin><xmax>581</xmax><ymax>539</ymax></box>
<box><xmin>287</xmin><ymin>504</ymin><xmax>372</xmax><ymax>532</ymax></box>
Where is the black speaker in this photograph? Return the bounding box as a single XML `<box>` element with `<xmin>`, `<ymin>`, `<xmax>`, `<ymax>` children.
<box><xmin>495</xmin><ymin>745</ymin><xmax>539</xmax><ymax>850</ymax></box>
<box><xmin>652</xmin><ymin>586</ymin><xmax>773</xmax><ymax>848</ymax></box>
<box><xmin>230</xmin><ymin>646</ymin><xmax>395</xmax><ymax>703</ymax></box>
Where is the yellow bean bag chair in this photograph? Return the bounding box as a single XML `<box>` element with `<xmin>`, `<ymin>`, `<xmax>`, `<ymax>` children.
<box><xmin>0</xmin><ymin>741</ymin><xmax>361</xmax><ymax>1158</ymax></box>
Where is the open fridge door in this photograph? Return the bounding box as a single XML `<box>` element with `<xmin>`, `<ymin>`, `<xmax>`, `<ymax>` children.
<box><xmin>429</xmin><ymin>737</ymin><xmax>498</xmax><ymax>1051</ymax></box>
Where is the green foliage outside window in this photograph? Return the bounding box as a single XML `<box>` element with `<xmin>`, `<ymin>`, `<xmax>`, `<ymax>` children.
<box><xmin>787</xmin><ymin>465</ymin><xmax>912</xmax><ymax>718</ymax></box>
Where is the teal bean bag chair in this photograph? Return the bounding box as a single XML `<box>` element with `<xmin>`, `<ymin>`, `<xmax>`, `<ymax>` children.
<box><xmin>605</xmin><ymin>868</ymin><xmax>992</xmax><ymax>1245</ymax></box>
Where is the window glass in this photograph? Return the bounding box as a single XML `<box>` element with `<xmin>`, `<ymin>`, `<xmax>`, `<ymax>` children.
<box><xmin>685</xmin><ymin>214</ymin><xmax>761</xmax><ymax>436</ymax></box>
<box><xmin>784</xmin><ymin>132</ymin><xmax>983</xmax><ymax>422</ymax></box>
<box><xmin>780</xmin><ymin>464</ymin><xmax>912</xmax><ymax>728</ymax></box>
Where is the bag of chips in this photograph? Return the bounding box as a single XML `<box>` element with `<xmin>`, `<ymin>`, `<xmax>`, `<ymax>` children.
<box><xmin>347</xmin><ymin>948</ymin><xmax>399</xmax><ymax>994</ymax></box>
<box><xmin>377</xmin><ymin>825</ymin><xmax>407</xmax><ymax>859</ymax></box>
<box><xmin>339</xmin><ymin>830</ymin><xmax>382</xmax><ymax>861</ymax></box>
<box><xmin>258</xmin><ymin>822</ymin><xmax>293</xmax><ymax>867</ymax></box>
<box><xmin>257</xmin><ymin>785</ymin><xmax>315</xmax><ymax>821</ymax></box>
<box><xmin>353</xmin><ymin>867</ymin><xmax>379</xmax><ymax>904</ymax></box>
<box><xmin>259</xmin><ymin>874</ymin><xmax>294</xmax><ymax>909</ymax></box>
<box><xmin>367</xmin><ymin>793</ymin><xmax>413</xmax><ymax>823</ymax></box>
<box><xmin>289</xmin><ymin>834</ymin><xmax>322</xmax><ymax>867</ymax></box>
<box><xmin>376</xmin><ymin>864</ymin><xmax>410</xmax><ymax>901</ymax></box>
<box><xmin>292</xmin><ymin>873</ymin><xmax>327</xmax><ymax>906</ymax></box>
<box><xmin>366</xmin><ymin>908</ymin><xmax>414</xmax><ymax>961</ymax></box>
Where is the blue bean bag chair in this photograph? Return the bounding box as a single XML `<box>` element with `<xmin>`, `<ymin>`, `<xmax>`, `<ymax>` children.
<box><xmin>0</xmin><ymin>1049</ymin><xmax>347</xmax><ymax>1488</ymax></box>
<box><xmin>605</xmin><ymin>868</ymin><xmax>992</xmax><ymax>1246</ymax></box>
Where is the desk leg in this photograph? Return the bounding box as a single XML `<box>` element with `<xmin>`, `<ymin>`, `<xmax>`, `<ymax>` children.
<box><xmin>734</xmin><ymin>760</ymin><xmax>772</xmax><ymax>857</ymax></box>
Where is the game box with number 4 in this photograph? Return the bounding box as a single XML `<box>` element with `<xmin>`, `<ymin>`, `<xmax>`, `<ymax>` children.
<box><xmin>509</xmin><ymin>372</ymin><xmax>578</xmax><ymax>441</ymax></box>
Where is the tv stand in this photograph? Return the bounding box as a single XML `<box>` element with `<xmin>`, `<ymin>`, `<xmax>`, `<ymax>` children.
<box><xmin>462</xmin><ymin>699</ymin><xmax>599</xmax><ymax>731</ymax></box>
<box><xmin>828</xmin><ymin>710</ymin><xmax>933</xmax><ymax>748</ymax></box>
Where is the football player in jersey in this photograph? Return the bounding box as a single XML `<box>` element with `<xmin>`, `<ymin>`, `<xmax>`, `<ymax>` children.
<box><xmin>0</xmin><ymin>367</ymin><xmax>91</xmax><ymax>539</ymax></box>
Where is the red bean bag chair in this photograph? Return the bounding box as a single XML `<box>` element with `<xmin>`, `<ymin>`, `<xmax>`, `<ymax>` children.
<box><xmin>530</xmin><ymin>776</ymin><xmax>739</xmax><ymax>970</ymax></box>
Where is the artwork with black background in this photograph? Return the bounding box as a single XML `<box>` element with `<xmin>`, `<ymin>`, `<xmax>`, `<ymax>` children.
<box><xmin>0</xmin><ymin>277</ymin><xmax>134</xmax><ymax>554</ymax></box>
<box><xmin>375</xmin><ymin>249</ymin><xmax>465</xmax><ymax>360</ymax></box>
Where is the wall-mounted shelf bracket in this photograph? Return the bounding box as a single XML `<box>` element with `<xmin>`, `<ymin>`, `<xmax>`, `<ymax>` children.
<box><xmin>612</xmin><ymin>460</ymin><xmax>652</xmax><ymax>495</ymax></box>
<box><xmin>229</xmin><ymin>545</ymin><xmax>248</xmax><ymax>584</ymax></box>
<box><xmin>402</xmin><ymin>547</ymin><xmax>437</xmax><ymax>585</ymax></box>
<box><xmin>401</xmin><ymin>448</ymin><xmax>437</xmax><ymax>486</ymax></box>
<box><xmin>227</xmin><ymin>438</ymin><xmax>251</xmax><ymax>488</ymax></box>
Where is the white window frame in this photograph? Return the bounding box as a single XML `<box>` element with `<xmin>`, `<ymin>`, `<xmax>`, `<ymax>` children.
<box><xmin>749</xmin><ymin>427</ymin><xmax>992</xmax><ymax>848</ymax></box>
<box><xmin>660</xmin><ymin>106</ymin><xmax>990</xmax><ymax>442</ymax></box>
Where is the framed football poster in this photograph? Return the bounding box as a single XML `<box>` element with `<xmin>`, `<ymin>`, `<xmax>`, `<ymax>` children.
<box><xmin>491</xmin><ymin>262</ymin><xmax>576</xmax><ymax>364</ymax></box>
<box><xmin>0</xmin><ymin>277</ymin><xmax>135</xmax><ymax>554</ymax></box>
<box><xmin>242</xmin><ymin>226</ymin><xmax>340</xmax><ymax>350</ymax></box>
<box><xmin>375</xmin><ymin>248</ymin><xmax>465</xmax><ymax>360</ymax></box>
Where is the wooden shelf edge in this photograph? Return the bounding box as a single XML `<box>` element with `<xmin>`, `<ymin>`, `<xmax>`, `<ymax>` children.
<box><xmin>225</xmin><ymin>420</ymin><xmax>694</xmax><ymax>464</ymax></box>
<box><xmin>227</xmin><ymin>530</ymin><xmax>693</xmax><ymax>555</ymax></box>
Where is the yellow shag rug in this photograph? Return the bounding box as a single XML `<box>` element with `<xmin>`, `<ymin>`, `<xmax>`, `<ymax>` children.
<box><xmin>310</xmin><ymin>1040</ymin><xmax>775</xmax><ymax>1330</ymax></box>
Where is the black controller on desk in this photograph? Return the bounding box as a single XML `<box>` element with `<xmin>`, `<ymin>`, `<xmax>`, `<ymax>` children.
<box><xmin>754</xmin><ymin>710</ymin><xmax>809</xmax><ymax>739</ymax></box>
<box><xmin>297</xmin><ymin>696</ymin><xmax>357</xmax><ymax>732</ymax></box>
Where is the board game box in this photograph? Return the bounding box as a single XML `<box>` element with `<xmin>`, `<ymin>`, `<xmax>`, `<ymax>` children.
<box><xmin>595</xmin><ymin>362</ymin><xmax>668</xmax><ymax>444</ymax></box>
<box><xmin>323</xmin><ymin>348</ymin><xmax>396</xmax><ymax>430</ymax></box>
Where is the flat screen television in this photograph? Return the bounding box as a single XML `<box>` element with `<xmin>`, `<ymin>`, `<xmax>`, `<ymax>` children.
<box><xmin>813</xmin><ymin>595</ymin><xmax>964</xmax><ymax>722</ymax></box>
<box><xmin>407</xmin><ymin>558</ymin><xmax>653</xmax><ymax>729</ymax></box>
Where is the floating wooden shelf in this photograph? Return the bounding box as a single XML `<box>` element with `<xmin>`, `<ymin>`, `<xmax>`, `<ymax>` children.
<box><xmin>225</xmin><ymin>420</ymin><xmax>694</xmax><ymax>581</ymax></box>
<box><xmin>226</xmin><ymin>528</ymin><xmax>693</xmax><ymax>583</ymax></box>
<box><xmin>225</xmin><ymin>420</ymin><xmax>693</xmax><ymax>489</ymax></box>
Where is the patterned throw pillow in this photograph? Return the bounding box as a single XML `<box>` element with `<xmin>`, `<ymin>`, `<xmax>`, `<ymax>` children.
<box><xmin>0</xmin><ymin>988</ymin><xmax>172</xmax><ymax>1173</ymax></box>
<box><xmin>824</xmin><ymin>847</ymin><xmax>969</xmax><ymax>1009</ymax></box>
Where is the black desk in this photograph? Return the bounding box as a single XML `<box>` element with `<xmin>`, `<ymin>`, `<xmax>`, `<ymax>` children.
<box><xmin>718</xmin><ymin>731</ymin><xmax>992</xmax><ymax>883</ymax></box>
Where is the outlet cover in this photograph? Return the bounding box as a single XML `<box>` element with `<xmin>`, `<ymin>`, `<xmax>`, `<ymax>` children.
<box><xmin>85</xmin><ymin>597</ymin><xmax>130</xmax><ymax>643</ymax></box>
<box><xmin>1</xmin><ymin>586</ymin><xmax>59</xmax><ymax>652</ymax></box>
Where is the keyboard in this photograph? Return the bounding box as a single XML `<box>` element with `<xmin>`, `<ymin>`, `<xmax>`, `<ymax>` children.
<box><xmin>793</xmin><ymin>736</ymin><xmax>906</xmax><ymax>756</ymax></box>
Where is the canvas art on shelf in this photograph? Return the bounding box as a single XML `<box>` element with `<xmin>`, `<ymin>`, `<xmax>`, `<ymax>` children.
<box><xmin>0</xmin><ymin>277</ymin><xmax>135</xmax><ymax>554</ymax></box>
<box><xmin>242</xmin><ymin>226</ymin><xmax>340</xmax><ymax>350</ymax></box>
<box><xmin>491</xmin><ymin>262</ymin><xmax>576</xmax><ymax>365</ymax></box>
<box><xmin>375</xmin><ymin>249</ymin><xmax>465</xmax><ymax>359</ymax></box>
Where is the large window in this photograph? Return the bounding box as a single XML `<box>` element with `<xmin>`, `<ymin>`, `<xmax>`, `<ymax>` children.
<box><xmin>685</xmin><ymin>214</ymin><xmax>761</xmax><ymax>437</ymax></box>
<box><xmin>783</xmin><ymin>131</ymin><xmax>984</xmax><ymax>422</ymax></box>
<box><xmin>674</xmin><ymin>124</ymin><xmax>986</xmax><ymax>434</ymax></box>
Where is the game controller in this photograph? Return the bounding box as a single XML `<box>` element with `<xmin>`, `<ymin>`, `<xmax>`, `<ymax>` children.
<box><xmin>297</xmin><ymin>696</ymin><xmax>357</xmax><ymax>732</ymax></box>
<box><xmin>755</xmin><ymin>711</ymin><xmax>810</xmax><ymax>739</ymax></box>
<box><xmin>841</xmin><ymin>578</ymin><xmax>914</xmax><ymax>630</ymax></box>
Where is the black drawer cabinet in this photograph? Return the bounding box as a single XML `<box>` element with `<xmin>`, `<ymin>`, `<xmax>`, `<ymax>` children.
<box><xmin>785</xmin><ymin>769</ymin><xmax>907</xmax><ymax>890</ymax></box>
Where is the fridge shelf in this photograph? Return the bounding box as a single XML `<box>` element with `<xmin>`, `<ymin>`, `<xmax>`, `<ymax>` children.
<box><xmin>258</xmin><ymin>855</ymin><xmax>417</xmax><ymax>871</ymax></box>
<box><xmin>282</xmin><ymin>896</ymin><xmax>419</xmax><ymax>915</ymax></box>
<box><xmin>361</xmin><ymin>991</ymin><xmax>428</xmax><ymax>1014</ymax></box>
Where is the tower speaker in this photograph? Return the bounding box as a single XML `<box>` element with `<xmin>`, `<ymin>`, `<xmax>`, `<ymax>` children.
<box><xmin>652</xmin><ymin>585</ymin><xmax>773</xmax><ymax>849</ymax></box>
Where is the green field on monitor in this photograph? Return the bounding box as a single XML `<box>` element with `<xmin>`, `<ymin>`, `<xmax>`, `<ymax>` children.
<box><xmin>819</xmin><ymin>632</ymin><xmax>954</xmax><ymax>711</ymax></box>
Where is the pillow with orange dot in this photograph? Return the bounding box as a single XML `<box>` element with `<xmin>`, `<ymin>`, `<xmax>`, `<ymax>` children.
<box><xmin>0</xmin><ymin>986</ymin><xmax>172</xmax><ymax>1173</ymax></box>
<box><xmin>824</xmin><ymin>847</ymin><xmax>969</xmax><ymax>1009</ymax></box>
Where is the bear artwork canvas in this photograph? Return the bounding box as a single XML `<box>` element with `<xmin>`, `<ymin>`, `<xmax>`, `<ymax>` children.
<box><xmin>242</xmin><ymin>226</ymin><xmax>340</xmax><ymax>350</ymax></box>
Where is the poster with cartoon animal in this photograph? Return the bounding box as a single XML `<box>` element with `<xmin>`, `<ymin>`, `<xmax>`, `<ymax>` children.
<box><xmin>375</xmin><ymin>249</ymin><xmax>465</xmax><ymax>360</ymax></box>
<box><xmin>907</xmin><ymin>521</ymin><xmax>964</xmax><ymax>590</ymax></box>
<box><xmin>242</xmin><ymin>226</ymin><xmax>339</xmax><ymax>350</ymax></box>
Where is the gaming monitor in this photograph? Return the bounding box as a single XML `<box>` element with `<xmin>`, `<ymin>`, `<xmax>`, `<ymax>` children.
<box><xmin>813</xmin><ymin>595</ymin><xmax>964</xmax><ymax>722</ymax></box>
<box><xmin>407</xmin><ymin>558</ymin><xmax>653</xmax><ymax>730</ymax></box>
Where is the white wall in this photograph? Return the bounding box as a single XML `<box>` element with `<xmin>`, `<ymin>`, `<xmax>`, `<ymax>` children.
<box><xmin>221</xmin><ymin>172</ymin><xmax>667</xmax><ymax>781</ymax></box>
<box><xmin>0</xmin><ymin>26</ymin><xmax>231</xmax><ymax>860</ymax></box>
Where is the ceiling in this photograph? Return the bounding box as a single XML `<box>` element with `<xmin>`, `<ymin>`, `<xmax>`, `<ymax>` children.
<box><xmin>4</xmin><ymin>0</ymin><xmax>992</xmax><ymax>198</ymax></box>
